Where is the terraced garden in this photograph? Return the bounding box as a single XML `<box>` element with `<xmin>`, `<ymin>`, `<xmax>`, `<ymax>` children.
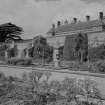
<box><xmin>0</xmin><ymin>65</ymin><xmax>105</xmax><ymax>105</ymax></box>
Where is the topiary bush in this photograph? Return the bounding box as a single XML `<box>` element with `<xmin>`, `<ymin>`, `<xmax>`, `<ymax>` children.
<box><xmin>89</xmin><ymin>44</ymin><xmax>105</xmax><ymax>62</ymax></box>
<box><xmin>88</xmin><ymin>60</ymin><xmax>105</xmax><ymax>73</ymax></box>
<box><xmin>95</xmin><ymin>60</ymin><xmax>105</xmax><ymax>73</ymax></box>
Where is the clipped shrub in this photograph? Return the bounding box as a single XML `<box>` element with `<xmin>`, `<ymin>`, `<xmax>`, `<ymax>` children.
<box><xmin>24</xmin><ymin>58</ymin><xmax>32</xmax><ymax>65</ymax></box>
<box><xmin>95</xmin><ymin>60</ymin><xmax>105</xmax><ymax>73</ymax></box>
<box><xmin>63</xmin><ymin>35</ymin><xmax>77</xmax><ymax>61</ymax></box>
<box><xmin>88</xmin><ymin>60</ymin><xmax>105</xmax><ymax>73</ymax></box>
<box><xmin>89</xmin><ymin>44</ymin><xmax>105</xmax><ymax>62</ymax></box>
<box><xmin>0</xmin><ymin>51</ymin><xmax>5</xmax><ymax>61</ymax></box>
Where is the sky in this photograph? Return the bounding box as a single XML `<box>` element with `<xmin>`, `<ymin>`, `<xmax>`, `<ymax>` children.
<box><xmin>0</xmin><ymin>0</ymin><xmax>105</xmax><ymax>39</ymax></box>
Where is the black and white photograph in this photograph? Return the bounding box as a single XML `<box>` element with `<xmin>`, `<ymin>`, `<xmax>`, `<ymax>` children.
<box><xmin>0</xmin><ymin>0</ymin><xmax>105</xmax><ymax>105</ymax></box>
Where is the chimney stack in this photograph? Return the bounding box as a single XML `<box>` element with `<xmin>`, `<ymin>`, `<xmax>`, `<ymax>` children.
<box><xmin>73</xmin><ymin>18</ymin><xmax>77</xmax><ymax>23</ymax></box>
<box><xmin>99</xmin><ymin>12</ymin><xmax>103</xmax><ymax>20</ymax></box>
<box><xmin>86</xmin><ymin>15</ymin><xmax>90</xmax><ymax>22</ymax></box>
<box><xmin>57</xmin><ymin>21</ymin><xmax>61</xmax><ymax>27</ymax></box>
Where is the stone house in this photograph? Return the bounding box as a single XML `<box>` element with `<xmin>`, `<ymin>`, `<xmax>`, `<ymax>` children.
<box><xmin>5</xmin><ymin>38</ymin><xmax>33</xmax><ymax>59</ymax></box>
<box><xmin>46</xmin><ymin>12</ymin><xmax>105</xmax><ymax>61</ymax></box>
<box><xmin>5</xmin><ymin>35</ymin><xmax>47</xmax><ymax>59</ymax></box>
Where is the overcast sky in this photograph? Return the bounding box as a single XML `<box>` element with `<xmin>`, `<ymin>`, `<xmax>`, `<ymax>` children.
<box><xmin>0</xmin><ymin>0</ymin><xmax>105</xmax><ymax>39</ymax></box>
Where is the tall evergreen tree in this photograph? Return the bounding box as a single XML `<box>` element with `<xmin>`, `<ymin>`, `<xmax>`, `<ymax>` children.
<box><xmin>75</xmin><ymin>33</ymin><xmax>88</xmax><ymax>63</ymax></box>
<box><xmin>32</xmin><ymin>36</ymin><xmax>53</xmax><ymax>62</ymax></box>
<box><xmin>0</xmin><ymin>22</ymin><xmax>23</xmax><ymax>42</ymax></box>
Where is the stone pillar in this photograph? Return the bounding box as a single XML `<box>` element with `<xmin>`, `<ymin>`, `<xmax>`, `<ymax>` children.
<box><xmin>17</xmin><ymin>50</ymin><xmax>20</xmax><ymax>58</ymax></box>
<box><xmin>32</xmin><ymin>39</ymin><xmax>34</xmax><ymax>47</ymax></box>
<box><xmin>26</xmin><ymin>48</ymin><xmax>29</xmax><ymax>58</ymax></box>
<box><xmin>5</xmin><ymin>50</ymin><xmax>8</xmax><ymax>59</ymax></box>
<box><xmin>53</xmin><ymin>41</ymin><xmax>60</xmax><ymax>68</ymax></box>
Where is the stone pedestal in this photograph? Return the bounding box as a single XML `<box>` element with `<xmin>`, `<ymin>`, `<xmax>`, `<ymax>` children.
<box><xmin>5</xmin><ymin>50</ymin><xmax>8</xmax><ymax>59</ymax></box>
<box><xmin>17</xmin><ymin>50</ymin><xmax>23</xmax><ymax>58</ymax></box>
<box><xmin>54</xmin><ymin>61</ymin><xmax>60</xmax><ymax>68</ymax></box>
<box><xmin>25</xmin><ymin>48</ymin><xmax>29</xmax><ymax>58</ymax></box>
<box><xmin>53</xmin><ymin>48</ymin><xmax>60</xmax><ymax>68</ymax></box>
<box><xmin>53</xmin><ymin>41</ymin><xmax>61</xmax><ymax>68</ymax></box>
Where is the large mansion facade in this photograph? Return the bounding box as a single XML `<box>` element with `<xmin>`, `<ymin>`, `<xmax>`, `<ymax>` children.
<box><xmin>46</xmin><ymin>12</ymin><xmax>105</xmax><ymax>49</ymax></box>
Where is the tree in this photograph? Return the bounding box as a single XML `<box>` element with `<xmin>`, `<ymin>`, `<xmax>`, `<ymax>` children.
<box><xmin>33</xmin><ymin>36</ymin><xmax>53</xmax><ymax>62</ymax></box>
<box><xmin>63</xmin><ymin>35</ymin><xmax>77</xmax><ymax>61</ymax></box>
<box><xmin>75</xmin><ymin>33</ymin><xmax>88</xmax><ymax>63</ymax></box>
<box><xmin>0</xmin><ymin>22</ymin><xmax>23</xmax><ymax>42</ymax></box>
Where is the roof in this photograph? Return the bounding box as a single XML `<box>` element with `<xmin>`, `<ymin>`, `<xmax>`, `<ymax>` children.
<box><xmin>15</xmin><ymin>39</ymin><xmax>32</xmax><ymax>43</ymax></box>
<box><xmin>48</xmin><ymin>19</ymin><xmax>105</xmax><ymax>34</ymax></box>
<box><xmin>15</xmin><ymin>35</ymin><xmax>46</xmax><ymax>44</ymax></box>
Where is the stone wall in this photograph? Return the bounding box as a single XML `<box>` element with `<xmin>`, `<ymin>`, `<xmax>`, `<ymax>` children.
<box><xmin>88</xmin><ymin>32</ymin><xmax>105</xmax><ymax>48</ymax></box>
<box><xmin>47</xmin><ymin>36</ymin><xmax>65</xmax><ymax>47</ymax></box>
<box><xmin>15</xmin><ymin>42</ymin><xmax>29</xmax><ymax>58</ymax></box>
<box><xmin>46</xmin><ymin>31</ymin><xmax>105</xmax><ymax>61</ymax></box>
